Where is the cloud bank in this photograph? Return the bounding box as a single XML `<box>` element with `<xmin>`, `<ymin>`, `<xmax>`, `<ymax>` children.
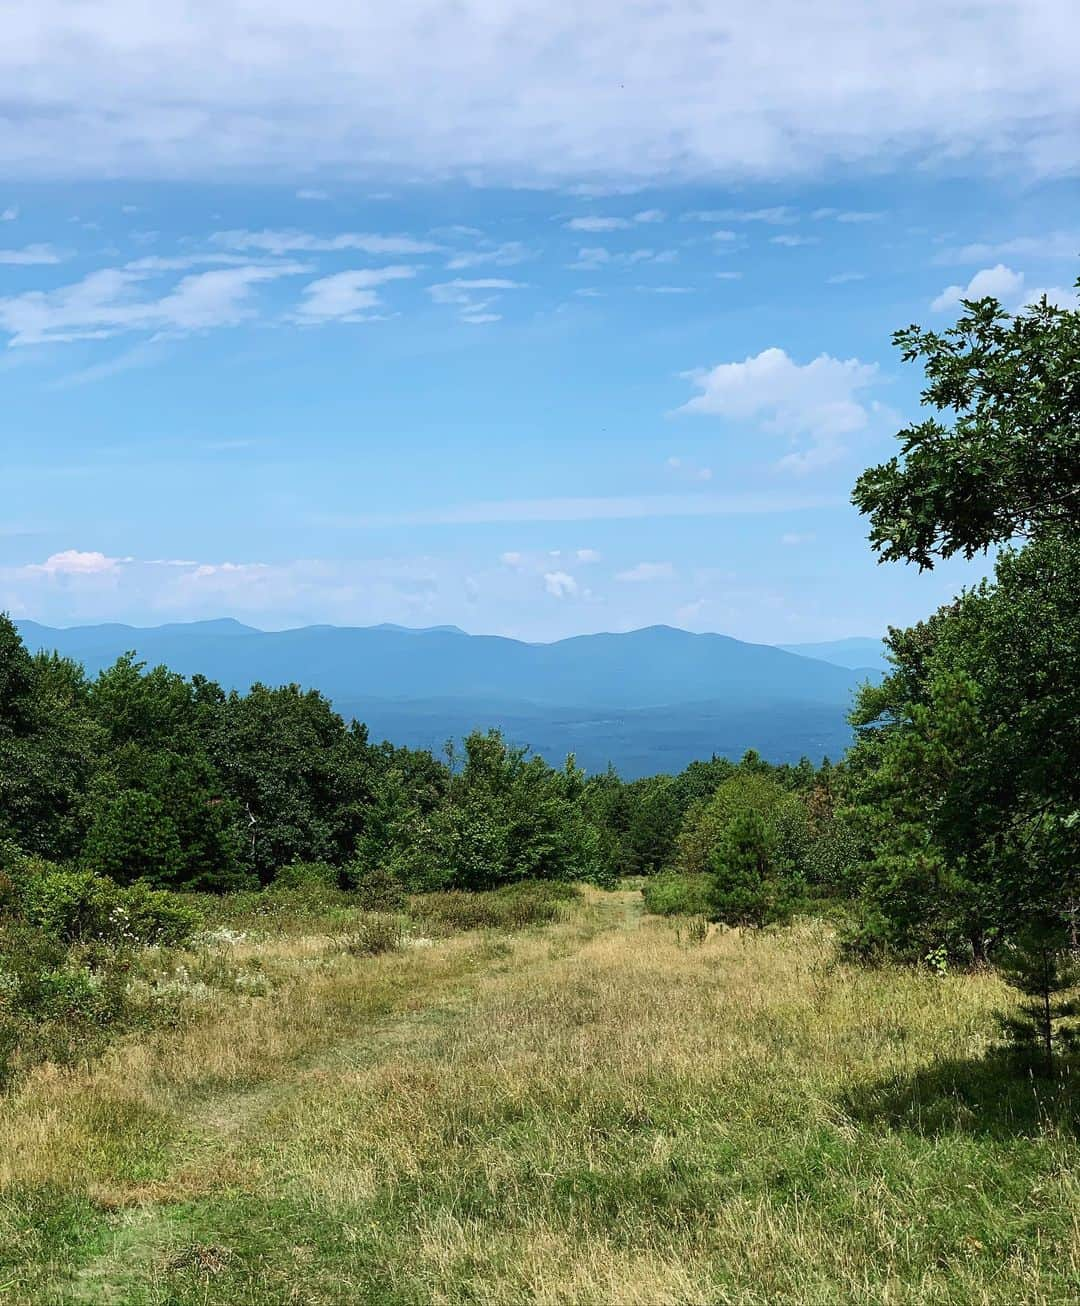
<box><xmin>2</xmin><ymin>2</ymin><xmax>1077</xmax><ymax>181</ymax></box>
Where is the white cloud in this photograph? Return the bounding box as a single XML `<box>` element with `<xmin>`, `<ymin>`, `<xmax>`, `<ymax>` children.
<box><xmin>0</xmin><ymin>262</ymin><xmax>310</xmax><ymax>346</ymax></box>
<box><xmin>781</xmin><ymin>532</ymin><xmax>815</xmax><ymax>545</ymax></box>
<box><xmin>576</xmin><ymin>548</ymin><xmax>601</xmax><ymax>563</ymax></box>
<box><xmin>544</xmin><ymin>570</ymin><xmax>579</xmax><ymax>599</ymax></box>
<box><xmin>812</xmin><ymin>208</ymin><xmax>883</xmax><ymax>222</ymax></box>
<box><xmin>428</xmin><ymin>277</ymin><xmax>524</xmax><ymax>321</ymax></box>
<box><xmin>124</xmin><ymin>253</ymin><xmax>265</xmax><ymax>272</ymax></box>
<box><xmin>565</xmin><ymin>216</ymin><xmax>631</xmax><ymax>232</ymax></box>
<box><xmin>568</xmin><ymin>247</ymin><xmax>611</xmax><ymax>270</ymax></box>
<box><xmin>616</xmin><ymin>561</ymin><xmax>676</xmax><ymax>583</ymax></box>
<box><xmin>4</xmin><ymin>4</ymin><xmax>1076</xmax><ymax>183</ymax></box>
<box><xmin>500</xmin><ymin>551</ymin><xmax>523</xmax><ymax>566</ymax></box>
<box><xmin>827</xmin><ymin>271</ymin><xmax>865</xmax><ymax>284</ymax></box>
<box><xmin>0</xmin><ymin>244</ymin><xmax>64</xmax><ymax>266</ymax></box>
<box><xmin>569</xmin><ymin>247</ymin><xmax>677</xmax><ymax>271</ymax></box>
<box><xmin>677</xmin><ymin>346</ymin><xmax>881</xmax><ymax>473</ymax></box>
<box><xmin>770</xmin><ymin>234</ymin><xmax>818</xmax><ymax>247</ymax></box>
<box><xmin>27</xmin><ymin>549</ymin><xmax>126</xmax><ymax>576</ymax></box>
<box><xmin>1023</xmin><ymin>284</ymin><xmax>1078</xmax><ymax>309</ymax></box>
<box><xmin>296</xmin><ymin>188</ymin><xmax>329</xmax><ymax>200</ymax></box>
<box><xmin>1</xmin><ymin>207</ymin><xmax>17</xmax><ymax>221</ymax></box>
<box><xmin>295</xmin><ymin>266</ymin><xmax>415</xmax><ymax>321</ymax></box>
<box><xmin>428</xmin><ymin>278</ymin><xmax>523</xmax><ymax>302</ymax></box>
<box><xmin>936</xmin><ymin>232</ymin><xmax>1080</xmax><ymax>264</ymax></box>
<box><xmin>565</xmin><ymin>210</ymin><xmax>665</xmax><ymax>231</ymax></box>
<box><xmin>446</xmin><ymin>240</ymin><xmax>531</xmax><ymax>270</ymax></box>
<box><xmin>931</xmin><ymin>263</ymin><xmax>1025</xmax><ymax>311</ymax></box>
<box><xmin>214</xmin><ymin>229</ymin><xmax>440</xmax><ymax>256</ymax></box>
<box><xmin>683</xmin><ymin>207</ymin><xmax>799</xmax><ymax>224</ymax></box>
<box><xmin>636</xmin><ymin>285</ymin><xmax>692</xmax><ymax>294</ymax></box>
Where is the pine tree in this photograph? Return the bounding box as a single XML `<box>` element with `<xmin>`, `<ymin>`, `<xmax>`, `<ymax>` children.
<box><xmin>997</xmin><ymin>914</ymin><xmax>1080</xmax><ymax>1075</ymax></box>
<box><xmin>708</xmin><ymin>810</ymin><xmax>792</xmax><ymax>929</ymax></box>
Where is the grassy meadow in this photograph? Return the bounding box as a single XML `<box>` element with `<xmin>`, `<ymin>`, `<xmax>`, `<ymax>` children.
<box><xmin>2</xmin><ymin>886</ymin><xmax>1079</xmax><ymax>1305</ymax></box>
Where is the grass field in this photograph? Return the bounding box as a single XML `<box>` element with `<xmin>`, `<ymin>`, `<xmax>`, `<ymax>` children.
<box><xmin>2</xmin><ymin>887</ymin><xmax>1079</xmax><ymax>1304</ymax></box>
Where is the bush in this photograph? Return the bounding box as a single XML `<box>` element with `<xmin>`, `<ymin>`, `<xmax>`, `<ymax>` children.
<box><xmin>411</xmin><ymin>881</ymin><xmax>575</xmax><ymax>933</ymax></box>
<box><xmin>273</xmin><ymin>861</ymin><xmax>339</xmax><ymax>891</ymax></box>
<box><xmin>338</xmin><ymin>862</ymin><xmax>407</xmax><ymax>911</ymax></box>
<box><xmin>0</xmin><ymin>918</ymin><xmax>160</xmax><ymax>1088</ymax></box>
<box><xmin>15</xmin><ymin>863</ymin><xmax>200</xmax><ymax>948</ymax></box>
<box><xmin>345</xmin><ymin>914</ymin><xmax>404</xmax><ymax>956</ymax></box>
<box><xmin>641</xmin><ymin>872</ymin><xmax>712</xmax><ymax>917</ymax></box>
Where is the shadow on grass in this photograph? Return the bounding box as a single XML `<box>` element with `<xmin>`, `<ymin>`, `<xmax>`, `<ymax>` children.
<box><xmin>841</xmin><ymin>1054</ymin><xmax>1080</xmax><ymax>1139</ymax></box>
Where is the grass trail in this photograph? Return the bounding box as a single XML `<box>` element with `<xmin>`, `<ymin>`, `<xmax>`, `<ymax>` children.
<box><xmin>3</xmin><ymin>889</ymin><xmax>1079</xmax><ymax>1304</ymax></box>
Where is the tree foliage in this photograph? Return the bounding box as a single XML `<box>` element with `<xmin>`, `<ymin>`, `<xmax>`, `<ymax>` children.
<box><xmin>853</xmin><ymin>284</ymin><xmax>1080</xmax><ymax>568</ymax></box>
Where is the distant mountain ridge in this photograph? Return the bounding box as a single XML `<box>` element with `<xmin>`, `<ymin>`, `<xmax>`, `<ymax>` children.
<box><xmin>778</xmin><ymin>636</ymin><xmax>888</xmax><ymax>672</ymax></box>
<box><xmin>15</xmin><ymin>619</ymin><xmax>881</xmax><ymax>776</ymax></box>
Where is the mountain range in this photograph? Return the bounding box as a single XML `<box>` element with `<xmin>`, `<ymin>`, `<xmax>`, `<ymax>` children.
<box><xmin>15</xmin><ymin>619</ymin><xmax>884</xmax><ymax>778</ymax></box>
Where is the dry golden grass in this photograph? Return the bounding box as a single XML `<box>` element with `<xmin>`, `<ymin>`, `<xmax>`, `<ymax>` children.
<box><xmin>2</xmin><ymin>889</ymin><xmax>1079</xmax><ymax>1304</ymax></box>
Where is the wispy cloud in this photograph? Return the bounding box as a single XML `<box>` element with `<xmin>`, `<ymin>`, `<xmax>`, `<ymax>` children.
<box><xmin>0</xmin><ymin>244</ymin><xmax>65</xmax><ymax>266</ymax></box>
<box><xmin>812</xmin><ymin>208</ymin><xmax>883</xmax><ymax>223</ymax></box>
<box><xmin>213</xmin><ymin>229</ymin><xmax>440</xmax><ymax>256</ymax></box>
<box><xmin>935</xmin><ymin>232</ymin><xmax>1080</xmax><ymax>264</ymax></box>
<box><xmin>0</xmin><ymin>262</ymin><xmax>310</xmax><ymax>346</ymax></box>
<box><xmin>428</xmin><ymin>277</ymin><xmax>525</xmax><ymax>323</ymax></box>
<box><xmin>446</xmin><ymin>240</ymin><xmax>531</xmax><ymax>270</ymax></box>
<box><xmin>683</xmin><ymin>207</ymin><xmax>798</xmax><ymax>224</ymax></box>
<box><xmin>294</xmin><ymin>266</ymin><xmax>415</xmax><ymax>321</ymax></box>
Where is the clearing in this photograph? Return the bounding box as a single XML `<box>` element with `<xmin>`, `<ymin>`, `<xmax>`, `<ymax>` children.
<box><xmin>2</xmin><ymin>889</ymin><xmax>1079</xmax><ymax>1304</ymax></box>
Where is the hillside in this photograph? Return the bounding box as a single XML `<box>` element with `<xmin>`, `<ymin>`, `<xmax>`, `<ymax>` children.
<box><xmin>16</xmin><ymin>619</ymin><xmax>878</xmax><ymax>773</ymax></box>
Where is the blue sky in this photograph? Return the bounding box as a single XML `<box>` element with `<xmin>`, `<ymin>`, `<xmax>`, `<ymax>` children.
<box><xmin>1</xmin><ymin>1</ymin><xmax>1077</xmax><ymax>643</ymax></box>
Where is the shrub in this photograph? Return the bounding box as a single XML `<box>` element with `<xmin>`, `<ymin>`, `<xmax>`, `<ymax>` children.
<box><xmin>345</xmin><ymin>914</ymin><xmax>405</xmax><ymax>956</ymax></box>
<box><xmin>273</xmin><ymin>861</ymin><xmax>339</xmax><ymax>891</ymax></box>
<box><xmin>16</xmin><ymin>864</ymin><xmax>200</xmax><ymax>948</ymax></box>
<box><xmin>338</xmin><ymin>862</ymin><xmax>407</xmax><ymax>911</ymax></box>
<box><xmin>641</xmin><ymin>871</ymin><xmax>711</xmax><ymax>917</ymax></box>
<box><xmin>411</xmin><ymin>881</ymin><xmax>575</xmax><ymax>933</ymax></box>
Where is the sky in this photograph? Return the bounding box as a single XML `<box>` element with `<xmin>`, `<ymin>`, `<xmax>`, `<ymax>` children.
<box><xmin>1</xmin><ymin>0</ymin><xmax>1077</xmax><ymax>644</ymax></box>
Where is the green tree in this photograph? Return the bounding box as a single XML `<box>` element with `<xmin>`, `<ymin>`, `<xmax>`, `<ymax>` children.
<box><xmin>0</xmin><ymin>620</ymin><xmax>103</xmax><ymax>859</ymax></box>
<box><xmin>853</xmin><ymin>283</ymin><xmax>1080</xmax><ymax>568</ymax></box>
<box><xmin>676</xmin><ymin>771</ymin><xmax>809</xmax><ymax>878</ymax></box>
<box><xmin>997</xmin><ymin>914</ymin><xmax>1080</xmax><ymax>1074</ymax></box>
<box><xmin>708</xmin><ymin>811</ymin><xmax>792</xmax><ymax>928</ymax></box>
<box><xmin>82</xmin><ymin>790</ymin><xmax>185</xmax><ymax>887</ymax></box>
<box><xmin>845</xmin><ymin>531</ymin><xmax>1080</xmax><ymax>962</ymax></box>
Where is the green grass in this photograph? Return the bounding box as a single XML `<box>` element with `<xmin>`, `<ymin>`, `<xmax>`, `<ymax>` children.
<box><xmin>2</xmin><ymin>889</ymin><xmax>1079</xmax><ymax>1303</ymax></box>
